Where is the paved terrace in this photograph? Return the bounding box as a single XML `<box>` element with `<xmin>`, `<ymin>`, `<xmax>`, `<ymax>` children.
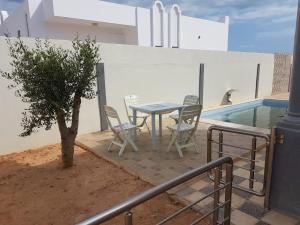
<box><xmin>77</xmin><ymin>113</ymin><xmax>299</xmax><ymax>225</ymax></box>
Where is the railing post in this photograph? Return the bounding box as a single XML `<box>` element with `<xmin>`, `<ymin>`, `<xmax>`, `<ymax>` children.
<box><xmin>124</xmin><ymin>211</ymin><xmax>133</xmax><ymax>225</ymax></box>
<box><xmin>219</xmin><ymin>131</ymin><xmax>223</xmax><ymax>158</ymax></box>
<box><xmin>207</xmin><ymin>129</ymin><xmax>212</xmax><ymax>163</ymax></box>
<box><xmin>218</xmin><ymin>132</ymin><xmax>224</xmax><ymax>178</ymax></box>
<box><xmin>213</xmin><ymin>167</ymin><xmax>221</xmax><ymax>225</ymax></box>
<box><xmin>224</xmin><ymin>163</ymin><xmax>233</xmax><ymax>225</ymax></box>
<box><xmin>249</xmin><ymin>137</ymin><xmax>257</xmax><ymax>189</ymax></box>
<box><xmin>199</xmin><ymin>63</ymin><xmax>204</xmax><ymax>106</ymax></box>
<box><xmin>255</xmin><ymin>64</ymin><xmax>261</xmax><ymax>98</ymax></box>
<box><xmin>264</xmin><ymin>136</ymin><xmax>272</xmax><ymax>208</ymax></box>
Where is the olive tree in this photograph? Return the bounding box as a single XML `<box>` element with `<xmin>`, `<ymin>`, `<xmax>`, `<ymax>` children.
<box><xmin>1</xmin><ymin>38</ymin><xmax>100</xmax><ymax>168</ymax></box>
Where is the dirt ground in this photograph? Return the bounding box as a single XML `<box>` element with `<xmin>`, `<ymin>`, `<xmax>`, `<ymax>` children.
<box><xmin>0</xmin><ymin>144</ymin><xmax>209</xmax><ymax>225</ymax></box>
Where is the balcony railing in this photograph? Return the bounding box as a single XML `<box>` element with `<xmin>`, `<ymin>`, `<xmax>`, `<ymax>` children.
<box><xmin>207</xmin><ymin>125</ymin><xmax>275</xmax><ymax>208</ymax></box>
<box><xmin>76</xmin><ymin>157</ymin><xmax>233</xmax><ymax>225</ymax></box>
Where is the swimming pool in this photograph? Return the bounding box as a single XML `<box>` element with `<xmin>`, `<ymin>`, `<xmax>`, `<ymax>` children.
<box><xmin>201</xmin><ymin>99</ymin><xmax>288</xmax><ymax>129</ymax></box>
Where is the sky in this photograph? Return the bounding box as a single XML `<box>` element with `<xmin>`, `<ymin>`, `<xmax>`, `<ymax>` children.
<box><xmin>0</xmin><ymin>0</ymin><xmax>298</xmax><ymax>53</ymax></box>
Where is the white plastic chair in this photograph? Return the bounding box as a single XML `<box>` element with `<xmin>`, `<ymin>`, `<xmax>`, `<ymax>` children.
<box><xmin>124</xmin><ymin>95</ymin><xmax>150</xmax><ymax>134</ymax></box>
<box><xmin>170</xmin><ymin>95</ymin><xmax>199</xmax><ymax>123</ymax></box>
<box><xmin>167</xmin><ymin>104</ymin><xmax>202</xmax><ymax>157</ymax></box>
<box><xmin>104</xmin><ymin>105</ymin><xmax>139</xmax><ymax>156</ymax></box>
<box><xmin>169</xmin><ymin>95</ymin><xmax>199</xmax><ymax>123</ymax></box>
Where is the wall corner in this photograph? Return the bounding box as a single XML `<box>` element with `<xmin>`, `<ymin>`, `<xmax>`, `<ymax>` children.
<box><xmin>219</xmin><ymin>16</ymin><xmax>230</xmax><ymax>25</ymax></box>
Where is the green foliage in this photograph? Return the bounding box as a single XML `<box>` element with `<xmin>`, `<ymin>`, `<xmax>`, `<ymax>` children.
<box><xmin>1</xmin><ymin>37</ymin><xmax>100</xmax><ymax>136</ymax></box>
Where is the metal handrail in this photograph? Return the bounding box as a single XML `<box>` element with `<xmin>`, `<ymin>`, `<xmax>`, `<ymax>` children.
<box><xmin>207</xmin><ymin>125</ymin><xmax>270</xmax><ymax>140</ymax></box>
<box><xmin>207</xmin><ymin>125</ymin><xmax>274</xmax><ymax>208</ymax></box>
<box><xmin>76</xmin><ymin>157</ymin><xmax>233</xmax><ymax>225</ymax></box>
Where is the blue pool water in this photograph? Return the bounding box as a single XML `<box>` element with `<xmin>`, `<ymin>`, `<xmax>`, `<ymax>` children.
<box><xmin>201</xmin><ymin>100</ymin><xmax>288</xmax><ymax>129</ymax></box>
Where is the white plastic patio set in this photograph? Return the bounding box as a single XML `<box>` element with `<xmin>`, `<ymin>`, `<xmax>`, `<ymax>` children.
<box><xmin>104</xmin><ymin>95</ymin><xmax>202</xmax><ymax>157</ymax></box>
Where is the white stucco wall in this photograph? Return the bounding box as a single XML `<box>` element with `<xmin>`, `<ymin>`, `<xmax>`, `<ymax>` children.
<box><xmin>0</xmin><ymin>37</ymin><xmax>100</xmax><ymax>155</ymax></box>
<box><xmin>0</xmin><ymin>0</ymin><xmax>138</xmax><ymax>44</ymax></box>
<box><xmin>0</xmin><ymin>37</ymin><xmax>274</xmax><ymax>155</ymax></box>
<box><xmin>35</xmin><ymin>22</ymin><xmax>131</xmax><ymax>44</ymax></box>
<box><xmin>169</xmin><ymin>5</ymin><xmax>181</xmax><ymax>48</ymax></box>
<box><xmin>136</xmin><ymin>7</ymin><xmax>151</xmax><ymax>47</ymax></box>
<box><xmin>31</xmin><ymin>0</ymin><xmax>137</xmax><ymax>44</ymax></box>
<box><xmin>47</xmin><ymin>0</ymin><xmax>137</xmax><ymax>26</ymax></box>
<box><xmin>100</xmin><ymin>44</ymin><xmax>274</xmax><ymax>122</ymax></box>
<box><xmin>180</xmin><ymin>16</ymin><xmax>229</xmax><ymax>51</ymax></box>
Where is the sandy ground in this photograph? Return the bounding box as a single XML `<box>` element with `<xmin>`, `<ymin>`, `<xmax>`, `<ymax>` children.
<box><xmin>0</xmin><ymin>144</ymin><xmax>208</xmax><ymax>225</ymax></box>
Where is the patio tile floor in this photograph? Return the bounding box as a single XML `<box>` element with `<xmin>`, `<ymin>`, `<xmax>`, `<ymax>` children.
<box><xmin>76</xmin><ymin>121</ymin><xmax>300</xmax><ymax>225</ymax></box>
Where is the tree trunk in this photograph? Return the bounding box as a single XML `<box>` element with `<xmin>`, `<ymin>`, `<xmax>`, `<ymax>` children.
<box><xmin>61</xmin><ymin>133</ymin><xmax>76</xmax><ymax>168</ymax></box>
<box><xmin>56</xmin><ymin>95</ymin><xmax>81</xmax><ymax>168</ymax></box>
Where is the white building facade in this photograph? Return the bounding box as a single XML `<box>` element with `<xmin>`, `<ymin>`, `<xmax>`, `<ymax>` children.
<box><xmin>0</xmin><ymin>0</ymin><xmax>229</xmax><ymax>51</ymax></box>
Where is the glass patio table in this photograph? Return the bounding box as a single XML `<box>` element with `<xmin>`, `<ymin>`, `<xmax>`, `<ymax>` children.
<box><xmin>129</xmin><ymin>102</ymin><xmax>185</xmax><ymax>148</ymax></box>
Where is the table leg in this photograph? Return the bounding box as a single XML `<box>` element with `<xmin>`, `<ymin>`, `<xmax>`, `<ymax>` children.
<box><xmin>159</xmin><ymin>114</ymin><xmax>162</xmax><ymax>137</ymax></box>
<box><xmin>151</xmin><ymin>113</ymin><xmax>157</xmax><ymax>148</ymax></box>
<box><xmin>133</xmin><ymin>110</ymin><xmax>137</xmax><ymax>139</ymax></box>
<box><xmin>178</xmin><ymin>108</ymin><xmax>183</xmax><ymax>115</ymax></box>
<box><xmin>177</xmin><ymin>108</ymin><xmax>183</xmax><ymax>123</ymax></box>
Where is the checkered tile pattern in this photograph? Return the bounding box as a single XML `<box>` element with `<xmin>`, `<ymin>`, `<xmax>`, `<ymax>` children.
<box><xmin>175</xmin><ymin>158</ymin><xmax>300</xmax><ymax>225</ymax></box>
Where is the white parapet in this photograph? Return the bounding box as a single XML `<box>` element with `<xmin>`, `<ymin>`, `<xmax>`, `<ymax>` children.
<box><xmin>43</xmin><ymin>0</ymin><xmax>137</xmax><ymax>27</ymax></box>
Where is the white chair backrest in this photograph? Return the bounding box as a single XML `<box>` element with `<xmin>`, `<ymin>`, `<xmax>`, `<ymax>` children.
<box><xmin>178</xmin><ymin>104</ymin><xmax>202</xmax><ymax>131</ymax></box>
<box><xmin>124</xmin><ymin>95</ymin><xmax>139</xmax><ymax>121</ymax></box>
<box><xmin>183</xmin><ymin>95</ymin><xmax>199</xmax><ymax>105</ymax></box>
<box><xmin>104</xmin><ymin>105</ymin><xmax>123</xmax><ymax>131</ymax></box>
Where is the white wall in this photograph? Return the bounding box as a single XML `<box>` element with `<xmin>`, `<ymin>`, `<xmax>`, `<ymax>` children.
<box><xmin>37</xmin><ymin>22</ymin><xmax>132</xmax><ymax>44</ymax></box>
<box><xmin>0</xmin><ymin>0</ymin><xmax>229</xmax><ymax>51</ymax></box>
<box><xmin>100</xmin><ymin>44</ymin><xmax>274</xmax><ymax>122</ymax></box>
<box><xmin>0</xmin><ymin>37</ymin><xmax>100</xmax><ymax>154</ymax></box>
<box><xmin>0</xmin><ymin>37</ymin><xmax>274</xmax><ymax>155</ymax></box>
<box><xmin>47</xmin><ymin>0</ymin><xmax>137</xmax><ymax>26</ymax></box>
<box><xmin>180</xmin><ymin>16</ymin><xmax>229</xmax><ymax>51</ymax></box>
<box><xmin>30</xmin><ymin>0</ymin><xmax>136</xmax><ymax>44</ymax></box>
<box><xmin>0</xmin><ymin>0</ymin><xmax>137</xmax><ymax>44</ymax></box>
<box><xmin>136</xmin><ymin>7</ymin><xmax>151</xmax><ymax>46</ymax></box>
<box><xmin>169</xmin><ymin>5</ymin><xmax>181</xmax><ymax>48</ymax></box>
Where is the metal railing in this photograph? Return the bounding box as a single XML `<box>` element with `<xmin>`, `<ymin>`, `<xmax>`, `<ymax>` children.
<box><xmin>76</xmin><ymin>157</ymin><xmax>233</xmax><ymax>225</ymax></box>
<box><xmin>207</xmin><ymin>125</ymin><xmax>274</xmax><ymax>208</ymax></box>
